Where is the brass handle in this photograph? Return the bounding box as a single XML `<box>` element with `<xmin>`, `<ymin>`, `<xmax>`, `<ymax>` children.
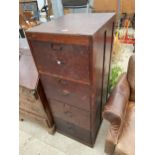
<box><xmin>62</xmin><ymin>90</ymin><xmax>70</xmax><ymax>96</ymax></box>
<box><xmin>58</xmin><ymin>79</ymin><xmax>68</xmax><ymax>85</ymax></box>
<box><xmin>64</xmin><ymin>104</ymin><xmax>72</xmax><ymax>117</ymax></box>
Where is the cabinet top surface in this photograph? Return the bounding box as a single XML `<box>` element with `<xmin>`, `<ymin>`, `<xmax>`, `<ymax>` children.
<box><xmin>27</xmin><ymin>13</ymin><xmax>115</xmax><ymax>36</ymax></box>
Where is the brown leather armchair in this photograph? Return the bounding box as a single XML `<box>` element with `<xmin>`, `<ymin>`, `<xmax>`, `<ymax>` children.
<box><xmin>103</xmin><ymin>55</ymin><xmax>135</xmax><ymax>155</ymax></box>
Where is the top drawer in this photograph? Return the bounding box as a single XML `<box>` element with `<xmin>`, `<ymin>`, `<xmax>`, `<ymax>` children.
<box><xmin>30</xmin><ymin>40</ymin><xmax>90</xmax><ymax>83</ymax></box>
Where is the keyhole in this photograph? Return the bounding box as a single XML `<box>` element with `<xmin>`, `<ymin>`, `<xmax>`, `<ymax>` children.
<box><xmin>57</xmin><ymin>60</ymin><xmax>61</xmax><ymax>65</ymax></box>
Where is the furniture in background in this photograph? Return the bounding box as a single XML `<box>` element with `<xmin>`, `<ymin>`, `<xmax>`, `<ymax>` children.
<box><xmin>62</xmin><ymin>0</ymin><xmax>91</xmax><ymax>13</ymax></box>
<box><xmin>62</xmin><ymin>0</ymin><xmax>89</xmax><ymax>7</ymax></box>
<box><xmin>103</xmin><ymin>55</ymin><xmax>135</xmax><ymax>155</ymax></box>
<box><xmin>50</xmin><ymin>0</ymin><xmax>64</xmax><ymax>18</ymax></box>
<box><xmin>26</xmin><ymin>13</ymin><xmax>115</xmax><ymax>146</ymax></box>
<box><xmin>19</xmin><ymin>38</ymin><xmax>55</xmax><ymax>134</ymax></box>
<box><xmin>51</xmin><ymin>0</ymin><xmax>93</xmax><ymax>18</ymax></box>
<box><xmin>19</xmin><ymin>0</ymin><xmax>40</xmax><ymax>37</ymax></box>
<box><xmin>40</xmin><ymin>0</ymin><xmax>53</xmax><ymax>21</ymax></box>
<box><xmin>19</xmin><ymin>0</ymin><xmax>40</xmax><ymax>21</ymax></box>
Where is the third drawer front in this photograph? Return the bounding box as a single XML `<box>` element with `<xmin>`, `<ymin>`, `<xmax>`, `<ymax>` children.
<box><xmin>48</xmin><ymin>99</ymin><xmax>91</xmax><ymax>130</ymax></box>
<box><xmin>40</xmin><ymin>74</ymin><xmax>91</xmax><ymax>111</ymax></box>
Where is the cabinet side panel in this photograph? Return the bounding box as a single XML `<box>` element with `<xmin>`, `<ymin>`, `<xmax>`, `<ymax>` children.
<box><xmin>91</xmin><ymin>17</ymin><xmax>115</xmax><ymax>143</ymax></box>
<box><xmin>91</xmin><ymin>30</ymin><xmax>105</xmax><ymax>143</ymax></box>
<box><xmin>101</xmin><ymin>19</ymin><xmax>115</xmax><ymax>109</ymax></box>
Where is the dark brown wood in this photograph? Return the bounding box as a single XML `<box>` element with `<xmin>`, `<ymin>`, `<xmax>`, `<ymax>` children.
<box><xmin>26</xmin><ymin>13</ymin><xmax>115</xmax><ymax>35</ymax></box>
<box><xmin>30</xmin><ymin>41</ymin><xmax>90</xmax><ymax>82</ymax></box>
<box><xmin>26</xmin><ymin>13</ymin><xmax>115</xmax><ymax>146</ymax></box>
<box><xmin>26</xmin><ymin>33</ymin><xmax>90</xmax><ymax>46</ymax></box>
<box><xmin>39</xmin><ymin>74</ymin><xmax>91</xmax><ymax>111</ymax></box>
<box><xmin>54</xmin><ymin>117</ymin><xmax>92</xmax><ymax>147</ymax></box>
<box><xmin>48</xmin><ymin>98</ymin><xmax>90</xmax><ymax>130</ymax></box>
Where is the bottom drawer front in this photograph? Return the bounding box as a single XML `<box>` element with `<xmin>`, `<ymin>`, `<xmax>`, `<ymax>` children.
<box><xmin>92</xmin><ymin>104</ymin><xmax>101</xmax><ymax>143</ymax></box>
<box><xmin>54</xmin><ymin>117</ymin><xmax>92</xmax><ymax>145</ymax></box>
<box><xmin>49</xmin><ymin>99</ymin><xmax>90</xmax><ymax>130</ymax></box>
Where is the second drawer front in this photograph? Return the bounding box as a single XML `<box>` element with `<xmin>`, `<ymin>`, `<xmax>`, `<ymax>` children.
<box><xmin>40</xmin><ymin>74</ymin><xmax>91</xmax><ymax>111</ymax></box>
<box><xmin>30</xmin><ymin>40</ymin><xmax>90</xmax><ymax>83</ymax></box>
<box><xmin>48</xmin><ymin>99</ymin><xmax>90</xmax><ymax>130</ymax></box>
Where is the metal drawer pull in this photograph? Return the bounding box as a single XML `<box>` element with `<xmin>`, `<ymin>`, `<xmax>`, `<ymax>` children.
<box><xmin>64</xmin><ymin>104</ymin><xmax>72</xmax><ymax>117</ymax></box>
<box><xmin>58</xmin><ymin>79</ymin><xmax>68</xmax><ymax>85</ymax></box>
<box><xmin>51</xmin><ymin>44</ymin><xmax>62</xmax><ymax>51</ymax></box>
<box><xmin>62</xmin><ymin>90</ymin><xmax>70</xmax><ymax>96</ymax></box>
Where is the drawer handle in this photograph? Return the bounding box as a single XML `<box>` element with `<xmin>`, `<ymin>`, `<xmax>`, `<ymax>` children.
<box><xmin>51</xmin><ymin>44</ymin><xmax>62</xmax><ymax>51</ymax></box>
<box><xmin>67</xmin><ymin>123</ymin><xmax>75</xmax><ymax>133</ymax></box>
<box><xmin>58</xmin><ymin>79</ymin><xmax>68</xmax><ymax>85</ymax></box>
<box><xmin>62</xmin><ymin>90</ymin><xmax>70</xmax><ymax>96</ymax></box>
<box><xmin>64</xmin><ymin>104</ymin><xmax>72</xmax><ymax>117</ymax></box>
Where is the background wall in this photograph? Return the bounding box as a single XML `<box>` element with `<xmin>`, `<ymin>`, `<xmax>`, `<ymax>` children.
<box><xmin>94</xmin><ymin>0</ymin><xmax>135</xmax><ymax>14</ymax></box>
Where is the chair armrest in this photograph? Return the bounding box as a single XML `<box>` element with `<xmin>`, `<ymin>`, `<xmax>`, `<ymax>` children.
<box><xmin>103</xmin><ymin>73</ymin><xmax>130</xmax><ymax>154</ymax></box>
<box><xmin>103</xmin><ymin>73</ymin><xmax>130</xmax><ymax>125</ymax></box>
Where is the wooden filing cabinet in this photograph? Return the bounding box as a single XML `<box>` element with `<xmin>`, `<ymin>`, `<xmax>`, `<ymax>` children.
<box><xmin>19</xmin><ymin>38</ymin><xmax>55</xmax><ymax>133</ymax></box>
<box><xmin>26</xmin><ymin>13</ymin><xmax>115</xmax><ymax>146</ymax></box>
